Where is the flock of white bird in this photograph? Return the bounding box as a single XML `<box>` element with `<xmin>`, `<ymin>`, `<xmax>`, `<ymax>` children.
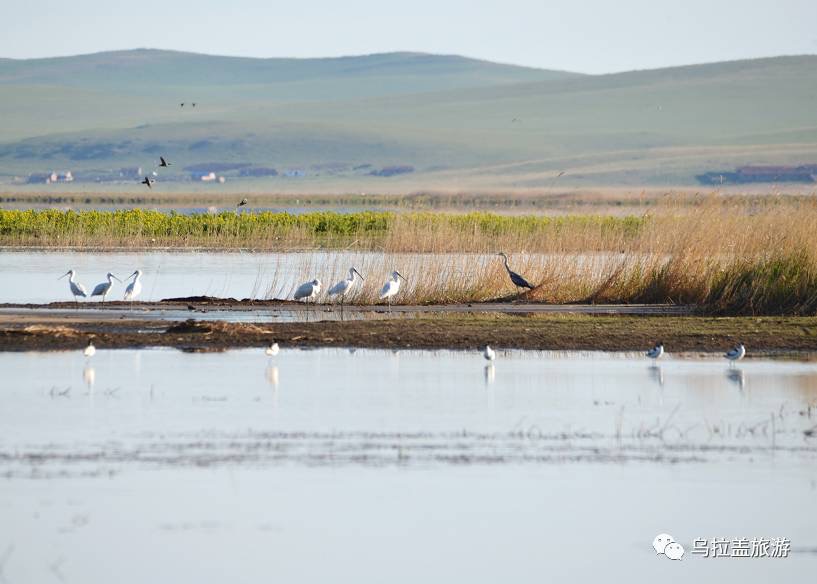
<box><xmin>645</xmin><ymin>341</ymin><xmax>746</xmax><ymax>364</ymax></box>
<box><xmin>60</xmin><ymin>269</ymin><xmax>143</xmax><ymax>303</ymax></box>
<box><xmin>61</xmin><ymin>266</ymin><xmax>407</xmax><ymax>307</ymax></box>
<box><xmin>65</xmin><ymin>263</ymin><xmax>746</xmax><ymax>366</ymax></box>
<box><xmin>293</xmin><ymin>267</ymin><xmax>407</xmax><ymax>307</ymax></box>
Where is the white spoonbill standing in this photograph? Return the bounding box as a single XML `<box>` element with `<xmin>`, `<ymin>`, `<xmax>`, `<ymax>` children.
<box><xmin>724</xmin><ymin>343</ymin><xmax>745</xmax><ymax>365</ymax></box>
<box><xmin>328</xmin><ymin>267</ymin><xmax>364</xmax><ymax>307</ymax></box>
<box><xmin>483</xmin><ymin>345</ymin><xmax>496</xmax><ymax>361</ymax></box>
<box><xmin>124</xmin><ymin>270</ymin><xmax>143</xmax><ymax>302</ymax></box>
<box><xmin>265</xmin><ymin>341</ymin><xmax>280</xmax><ymax>356</ymax></box>
<box><xmin>90</xmin><ymin>273</ymin><xmax>122</xmax><ymax>303</ymax></box>
<box><xmin>294</xmin><ymin>279</ymin><xmax>322</xmax><ymax>312</ymax></box>
<box><xmin>83</xmin><ymin>338</ymin><xmax>96</xmax><ymax>357</ymax></box>
<box><xmin>379</xmin><ymin>271</ymin><xmax>407</xmax><ymax>311</ymax></box>
<box><xmin>58</xmin><ymin>270</ymin><xmax>88</xmax><ymax>305</ymax></box>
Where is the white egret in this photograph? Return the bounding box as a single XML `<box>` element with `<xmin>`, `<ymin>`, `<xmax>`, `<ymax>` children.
<box><xmin>328</xmin><ymin>267</ymin><xmax>364</xmax><ymax>308</ymax></box>
<box><xmin>58</xmin><ymin>270</ymin><xmax>88</xmax><ymax>305</ymax></box>
<box><xmin>497</xmin><ymin>252</ymin><xmax>535</xmax><ymax>300</ymax></box>
<box><xmin>483</xmin><ymin>345</ymin><xmax>496</xmax><ymax>361</ymax></box>
<box><xmin>90</xmin><ymin>273</ymin><xmax>122</xmax><ymax>303</ymax></box>
<box><xmin>294</xmin><ymin>279</ymin><xmax>321</xmax><ymax>302</ymax></box>
<box><xmin>379</xmin><ymin>271</ymin><xmax>406</xmax><ymax>310</ymax></box>
<box><xmin>83</xmin><ymin>339</ymin><xmax>96</xmax><ymax>357</ymax></box>
<box><xmin>265</xmin><ymin>342</ymin><xmax>280</xmax><ymax>356</ymax></box>
<box><xmin>124</xmin><ymin>270</ymin><xmax>143</xmax><ymax>301</ymax></box>
<box><xmin>646</xmin><ymin>342</ymin><xmax>664</xmax><ymax>360</ymax></box>
<box><xmin>724</xmin><ymin>343</ymin><xmax>745</xmax><ymax>365</ymax></box>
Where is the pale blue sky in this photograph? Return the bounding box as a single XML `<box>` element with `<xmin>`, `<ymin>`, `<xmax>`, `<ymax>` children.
<box><xmin>4</xmin><ymin>0</ymin><xmax>816</xmax><ymax>73</ymax></box>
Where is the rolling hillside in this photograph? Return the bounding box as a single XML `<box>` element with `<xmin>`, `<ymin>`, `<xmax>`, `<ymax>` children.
<box><xmin>1</xmin><ymin>49</ymin><xmax>816</xmax><ymax>190</ymax></box>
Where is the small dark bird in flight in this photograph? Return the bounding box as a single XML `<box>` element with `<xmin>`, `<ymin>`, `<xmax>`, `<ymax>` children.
<box><xmin>141</xmin><ymin>176</ymin><xmax>154</xmax><ymax>189</ymax></box>
<box><xmin>159</xmin><ymin>156</ymin><xmax>171</xmax><ymax>168</ymax></box>
<box><xmin>237</xmin><ymin>198</ymin><xmax>248</xmax><ymax>207</ymax></box>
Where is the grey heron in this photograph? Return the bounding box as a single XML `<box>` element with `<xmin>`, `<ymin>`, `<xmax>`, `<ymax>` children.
<box><xmin>497</xmin><ymin>252</ymin><xmax>535</xmax><ymax>300</ymax></box>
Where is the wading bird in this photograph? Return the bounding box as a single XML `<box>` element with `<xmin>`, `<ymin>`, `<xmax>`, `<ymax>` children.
<box><xmin>483</xmin><ymin>345</ymin><xmax>496</xmax><ymax>361</ymax></box>
<box><xmin>646</xmin><ymin>342</ymin><xmax>664</xmax><ymax>360</ymax></box>
<box><xmin>83</xmin><ymin>339</ymin><xmax>96</xmax><ymax>358</ymax></box>
<box><xmin>159</xmin><ymin>156</ymin><xmax>171</xmax><ymax>168</ymax></box>
<box><xmin>294</xmin><ymin>279</ymin><xmax>322</xmax><ymax>306</ymax></box>
<box><xmin>265</xmin><ymin>342</ymin><xmax>280</xmax><ymax>356</ymax></box>
<box><xmin>724</xmin><ymin>343</ymin><xmax>745</xmax><ymax>365</ymax></box>
<box><xmin>124</xmin><ymin>270</ymin><xmax>143</xmax><ymax>302</ymax></box>
<box><xmin>328</xmin><ymin>267</ymin><xmax>364</xmax><ymax>308</ymax></box>
<box><xmin>497</xmin><ymin>252</ymin><xmax>535</xmax><ymax>299</ymax></box>
<box><xmin>59</xmin><ymin>270</ymin><xmax>88</xmax><ymax>304</ymax></box>
<box><xmin>90</xmin><ymin>273</ymin><xmax>122</xmax><ymax>303</ymax></box>
<box><xmin>379</xmin><ymin>271</ymin><xmax>406</xmax><ymax>310</ymax></box>
<box><xmin>141</xmin><ymin>176</ymin><xmax>154</xmax><ymax>189</ymax></box>
<box><xmin>180</xmin><ymin>102</ymin><xmax>185</xmax><ymax>107</ymax></box>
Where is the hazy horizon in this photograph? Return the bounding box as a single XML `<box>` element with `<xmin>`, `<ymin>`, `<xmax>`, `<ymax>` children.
<box><xmin>4</xmin><ymin>45</ymin><xmax>817</xmax><ymax>76</ymax></box>
<box><xmin>4</xmin><ymin>0</ymin><xmax>817</xmax><ymax>74</ymax></box>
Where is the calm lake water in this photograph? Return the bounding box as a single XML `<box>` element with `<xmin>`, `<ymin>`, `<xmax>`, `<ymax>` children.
<box><xmin>1</xmin><ymin>348</ymin><xmax>816</xmax><ymax>582</ymax></box>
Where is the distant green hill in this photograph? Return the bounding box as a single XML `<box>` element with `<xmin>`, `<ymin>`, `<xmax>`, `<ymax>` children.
<box><xmin>1</xmin><ymin>49</ymin><xmax>816</xmax><ymax>190</ymax></box>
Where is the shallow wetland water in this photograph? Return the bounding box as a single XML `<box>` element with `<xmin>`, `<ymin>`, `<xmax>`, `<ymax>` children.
<box><xmin>1</xmin><ymin>348</ymin><xmax>816</xmax><ymax>582</ymax></box>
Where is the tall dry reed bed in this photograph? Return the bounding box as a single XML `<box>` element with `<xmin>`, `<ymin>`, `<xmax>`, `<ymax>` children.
<box><xmin>3</xmin><ymin>198</ymin><xmax>817</xmax><ymax>315</ymax></box>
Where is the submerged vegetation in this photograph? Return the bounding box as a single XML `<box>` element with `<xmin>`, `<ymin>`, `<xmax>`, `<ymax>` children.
<box><xmin>2</xmin><ymin>196</ymin><xmax>817</xmax><ymax>315</ymax></box>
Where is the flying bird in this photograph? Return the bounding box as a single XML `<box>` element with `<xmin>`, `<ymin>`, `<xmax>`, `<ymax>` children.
<box><xmin>58</xmin><ymin>270</ymin><xmax>88</xmax><ymax>304</ymax></box>
<box><xmin>497</xmin><ymin>252</ymin><xmax>535</xmax><ymax>299</ymax></box>
<box><xmin>90</xmin><ymin>273</ymin><xmax>122</xmax><ymax>303</ymax></box>
<box><xmin>141</xmin><ymin>176</ymin><xmax>154</xmax><ymax>189</ymax></box>
<box><xmin>159</xmin><ymin>157</ymin><xmax>171</xmax><ymax>168</ymax></box>
<box><xmin>237</xmin><ymin>198</ymin><xmax>248</xmax><ymax>207</ymax></box>
<box><xmin>646</xmin><ymin>342</ymin><xmax>664</xmax><ymax>360</ymax></box>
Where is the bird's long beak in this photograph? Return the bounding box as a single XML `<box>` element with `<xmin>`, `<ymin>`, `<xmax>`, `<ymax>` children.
<box><xmin>58</xmin><ymin>272</ymin><xmax>70</xmax><ymax>280</ymax></box>
<box><xmin>353</xmin><ymin>268</ymin><xmax>364</xmax><ymax>280</ymax></box>
<box><xmin>396</xmin><ymin>271</ymin><xmax>407</xmax><ymax>282</ymax></box>
<box><xmin>128</xmin><ymin>271</ymin><xmax>138</xmax><ymax>279</ymax></box>
<box><xmin>112</xmin><ymin>275</ymin><xmax>123</xmax><ymax>282</ymax></box>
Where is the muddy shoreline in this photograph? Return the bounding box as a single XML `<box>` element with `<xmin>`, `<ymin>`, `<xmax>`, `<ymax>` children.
<box><xmin>2</xmin><ymin>309</ymin><xmax>817</xmax><ymax>354</ymax></box>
